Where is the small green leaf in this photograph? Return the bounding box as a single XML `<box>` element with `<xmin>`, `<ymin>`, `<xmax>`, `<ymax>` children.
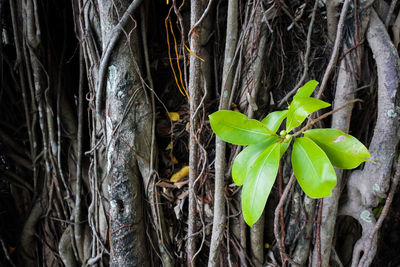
<box><xmin>209</xmin><ymin>110</ymin><xmax>273</xmax><ymax>145</ymax></box>
<box><xmin>261</xmin><ymin>110</ymin><xmax>288</xmax><ymax>133</ymax></box>
<box><xmin>286</xmin><ymin>97</ymin><xmax>330</xmax><ymax>132</ymax></box>
<box><xmin>242</xmin><ymin>143</ymin><xmax>280</xmax><ymax>227</ymax></box>
<box><xmin>291</xmin><ymin>137</ymin><xmax>337</xmax><ymax>198</ymax></box>
<box><xmin>304</xmin><ymin>128</ymin><xmax>371</xmax><ymax>169</ymax></box>
<box><xmin>232</xmin><ymin>137</ymin><xmax>279</xmax><ymax>185</ymax></box>
<box><xmin>293</xmin><ymin>80</ymin><xmax>319</xmax><ymax>99</ymax></box>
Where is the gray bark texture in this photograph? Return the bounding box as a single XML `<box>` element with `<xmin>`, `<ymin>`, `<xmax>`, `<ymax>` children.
<box><xmin>340</xmin><ymin>9</ymin><xmax>400</xmax><ymax>267</ymax></box>
<box><xmin>187</xmin><ymin>1</ymin><xmax>205</xmax><ymax>265</ymax></box>
<box><xmin>208</xmin><ymin>0</ymin><xmax>238</xmax><ymax>265</ymax></box>
<box><xmin>314</xmin><ymin>3</ymin><xmax>371</xmax><ymax>265</ymax></box>
<box><xmin>97</xmin><ymin>0</ymin><xmax>151</xmax><ymax>265</ymax></box>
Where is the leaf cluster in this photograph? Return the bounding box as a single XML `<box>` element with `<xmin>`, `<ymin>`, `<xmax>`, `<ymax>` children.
<box><xmin>209</xmin><ymin>80</ymin><xmax>371</xmax><ymax>226</ymax></box>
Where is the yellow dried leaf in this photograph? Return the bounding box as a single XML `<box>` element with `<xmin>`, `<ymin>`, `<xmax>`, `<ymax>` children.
<box><xmin>168</xmin><ymin>112</ymin><xmax>180</xmax><ymax>121</ymax></box>
<box><xmin>170</xmin><ymin>165</ymin><xmax>189</xmax><ymax>183</ymax></box>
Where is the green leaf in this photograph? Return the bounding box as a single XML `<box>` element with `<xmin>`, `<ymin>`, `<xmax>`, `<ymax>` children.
<box><xmin>261</xmin><ymin>110</ymin><xmax>288</xmax><ymax>133</ymax></box>
<box><xmin>209</xmin><ymin>110</ymin><xmax>273</xmax><ymax>145</ymax></box>
<box><xmin>280</xmin><ymin>138</ymin><xmax>291</xmax><ymax>157</ymax></box>
<box><xmin>232</xmin><ymin>137</ymin><xmax>279</xmax><ymax>185</ymax></box>
<box><xmin>293</xmin><ymin>80</ymin><xmax>319</xmax><ymax>99</ymax></box>
<box><xmin>286</xmin><ymin>97</ymin><xmax>330</xmax><ymax>132</ymax></box>
<box><xmin>304</xmin><ymin>128</ymin><xmax>371</xmax><ymax>169</ymax></box>
<box><xmin>242</xmin><ymin>143</ymin><xmax>280</xmax><ymax>227</ymax></box>
<box><xmin>291</xmin><ymin>137</ymin><xmax>337</xmax><ymax>198</ymax></box>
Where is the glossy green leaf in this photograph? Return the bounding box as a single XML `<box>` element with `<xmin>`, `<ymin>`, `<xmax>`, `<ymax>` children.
<box><xmin>286</xmin><ymin>97</ymin><xmax>330</xmax><ymax>132</ymax></box>
<box><xmin>293</xmin><ymin>80</ymin><xmax>319</xmax><ymax>99</ymax></box>
<box><xmin>232</xmin><ymin>137</ymin><xmax>279</xmax><ymax>185</ymax></box>
<box><xmin>209</xmin><ymin>110</ymin><xmax>273</xmax><ymax>145</ymax></box>
<box><xmin>304</xmin><ymin>128</ymin><xmax>371</xmax><ymax>169</ymax></box>
<box><xmin>291</xmin><ymin>137</ymin><xmax>337</xmax><ymax>198</ymax></box>
<box><xmin>242</xmin><ymin>143</ymin><xmax>280</xmax><ymax>227</ymax></box>
<box><xmin>261</xmin><ymin>110</ymin><xmax>288</xmax><ymax>133</ymax></box>
<box><xmin>280</xmin><ymin>138</ymin><xmax>291</xmax><ymax>157</ymax></box>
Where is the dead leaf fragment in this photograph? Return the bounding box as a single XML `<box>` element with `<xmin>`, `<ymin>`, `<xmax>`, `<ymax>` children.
<box><xmin>171</xmin><ymin>154</ymin><xmax>178</xmax><ymax>164</ymax></box>
<box><xmin>168</xmin><ymin>112</ymin><xmax>180</xmax><ymax>121</ymax></box>
<box><xmin>231</xmin><ymin>103</ymin><xmax>240</xmax><ymax>112</ymax></box>
<box><xmin>170</xmin><ymin>165</ymin><xmax>189</xmax><ymax>183</ymax></box>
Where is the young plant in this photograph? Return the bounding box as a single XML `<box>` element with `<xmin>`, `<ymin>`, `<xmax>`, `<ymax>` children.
<box><xmin>209</xmin><ymin>80</ymin><xmax>371</xmax><ymax>227</ymax></box>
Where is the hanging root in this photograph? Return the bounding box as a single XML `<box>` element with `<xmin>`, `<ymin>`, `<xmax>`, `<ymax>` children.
<box><xmin>340</xmin><ymin>9</ymin><xmax>400</xmax><ymax>267</ymax></box>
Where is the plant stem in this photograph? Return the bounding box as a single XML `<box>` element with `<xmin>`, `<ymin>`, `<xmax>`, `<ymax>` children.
<box><xmin>292</xmin><ymin>99</ymin><xmax>361</xmax><ymax>137</ymax></box>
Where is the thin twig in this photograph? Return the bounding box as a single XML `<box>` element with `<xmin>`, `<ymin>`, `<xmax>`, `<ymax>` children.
<box><xmin>74</xmin><ymin>47</ymin><xmax>85</xmax><ymax>260</ymax></box>
<box><xmin>208</xmin><ymin>0</ymin><xmax>238</xmax><ymax>264</ymax></box>
<box><xmin>140</xmin><ymin>3</ymin><xmax>156</xmax><ymax>174</ymax></box>
<box><xmin>278</xmin><ymin>0</ymin><xmax>319</xmax><ymax>107</ymax></box>
<box><xmin>0</xmin><ymin>238</ymin><xmax>16</xmax><ymax>267</ymax></box>
<box><xmin>140</xmin><ymin>12</ymin><xmax>167</xmax><ymax>261</ymax></box>
<box><xmin>188</xmin><ymin>0</ymin><xmax>214</xmax><ymax>38</ymax></box>
<box><xmin>278</xmin><ymin>163</ymin><xmax>286</xmax><ymax>267</ymax></box>
<box><xmin>292</xmin><ymin>99</ymin><xmax>362</xmax><ymax>137</ymax></box>
<box><xmin>140</xmin><ymin>8</ymin><xmax>170</xmax><ymax>263</ymax></box>
<box><xmin>173</xmin><ymin>0</ymin><xmax>189</xmax><ymax>92</ymax></box>
<box><xmin>191</xmin><ymin>145</ymin><xmax>208</xmax><ymax>263</ymax></box>
<box><xmin>316</xmin><ymin>0</ymin><xmax>351</xmax><ymax>99</ymax></box>
<box><xmin>277</xmin><ymin>0</ymin><xmax>301</xmax><ymax>30</ymax></box>
<box><xmin>338</xmin><ymin>38</ymin><xmax>365</xmax><ymax>62</ymax></box>
<box><xmin>187</xmin><ymin>1</ymin><xmax>205</xmax><ymax>264</ymax></box>
<box><xmin>353</xmin><ymin>0</ymin><xmax>361</xmax><ymax>80</ymax></box>
<box><xmin>273</xmin><ymin>174</ymin><xmax>301</xmax><ymax>267</ymax></box>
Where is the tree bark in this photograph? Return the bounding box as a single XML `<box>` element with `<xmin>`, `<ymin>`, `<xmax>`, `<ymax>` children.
<box><xmin>96</xmin><ymin>0</ymin><xmax>150</xmax><ymax>265</ymax></box>
<box><xmin>340</xmin><ymin>9</ymin><xmax>400</xmax><ymax>267</ymax></box>
<box><xmin>187</xmin><ymin>1</ymin><xmax>206</xmax><ymax>265</ymax></box>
